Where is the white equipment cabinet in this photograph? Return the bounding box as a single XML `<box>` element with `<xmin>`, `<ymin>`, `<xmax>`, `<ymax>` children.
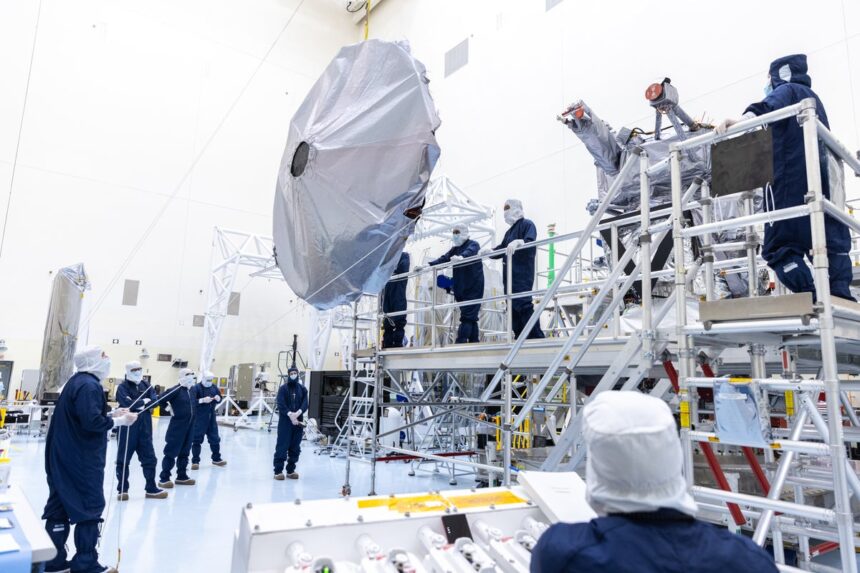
<box><xmin>231</xmin><ymin>472</ymin><xmax>594</xmax><ymax>573</ymax></box>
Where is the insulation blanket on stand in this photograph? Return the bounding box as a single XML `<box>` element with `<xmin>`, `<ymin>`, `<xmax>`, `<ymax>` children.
<box><xmin>273</xmin><ymin>39</ymin><xmax>441</xmax><ymax>310</ymax></box>
<box><xmin>618</xmin><ymin>297</ymin><xmax>700</xmax><ymax>334</ymax></box>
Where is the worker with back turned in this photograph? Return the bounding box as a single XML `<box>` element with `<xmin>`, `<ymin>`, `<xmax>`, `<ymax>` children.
<box><xmin>530</xmin><ymin>391</ymin><xmax>778</xmax><ymax>573</ymax></box>
<box><xmin>382</xmin><ymin>251</ymin><xmax>411</xmax><ymax>348</ymax></box>
<box><xmin>43</xmin><ymin>345</ymin><xmax>137</xmax><ymax>573</ymax></box>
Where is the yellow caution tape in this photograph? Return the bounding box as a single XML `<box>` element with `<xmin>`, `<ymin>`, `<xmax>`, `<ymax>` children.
<box><xmin>446</xmin><ymin>491</ymin><xmax>526</xmax><ymax>509</ymax></box>
<box><xmin>708</xmin><ymin>436</ymin><xmax>720</xmax><ymax>443</ymax></box>
<box><xmin>729</xmin><ymin>377</ymin><xmax>753</xmax><ymax>384</ymax></box>
<box><xmin>358</xmin><ymin>494</ymin><xmax>450</xmax><ymax>513</ymax></box>
<box><xmin>357</xmin><ymin>491</ymin><xmax>526</xmax><ymax>514</ymax></box>
<box><xmin>680</xmin><ymin>401</ymin><xmax>690</xmax><ymax>428</ymax></box>
<box><xmin>785</xmin><ymin>391</ymin><xmax>795</xmax><ymax>416</ymax></box>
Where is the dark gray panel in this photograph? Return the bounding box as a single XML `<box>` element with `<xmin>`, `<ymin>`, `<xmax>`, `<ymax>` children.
<box><xmin>193</xmin><ymin>315</ymin><xmax>205</xmax><ymax>327</ymax></box>
<box><xmin>711</xmin><ymin>128</ymin><xmax>773</xmax><ymax>197</ymax></box>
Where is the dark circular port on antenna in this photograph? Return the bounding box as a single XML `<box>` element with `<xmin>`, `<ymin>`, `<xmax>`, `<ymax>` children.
<box><xmin>290</xmin><ymin>141</ymin><xmax>310</xmax><ymax>177</ymax></box>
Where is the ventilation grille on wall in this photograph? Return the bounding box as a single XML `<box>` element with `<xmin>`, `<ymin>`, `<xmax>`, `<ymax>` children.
<box><xmin>444</xmin><ymin>38</ymin><xmax>469</xmax><ymax>78</ymax></box>
<box><xmin>227</xmin><ymin>292</ymin><xmax>241</xmax><ymax>316</ymax></box>
<box><xmin>546</xmin><ymin>0</ymin><xmax>564</xmax><ymax>11</ymax></box>
<box><xmin>193</xmin><ymin>315</ymin><xmax>205</xmax><ymax>327</ymax></box>
<box><xmin>122</xmin><ymin>279</ymin><xmax>139</xmax><ymax>306</ymax></box>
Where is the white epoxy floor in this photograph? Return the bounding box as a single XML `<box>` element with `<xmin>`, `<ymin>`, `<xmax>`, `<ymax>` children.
<box><xmin>10</xmin><ymin>417</ymin><xmax>465</xmax><ymax>573</ymax></box>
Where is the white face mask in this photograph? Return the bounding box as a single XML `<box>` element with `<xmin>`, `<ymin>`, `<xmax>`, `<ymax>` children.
<box><xmin>452</xmin><ymin>233</ymin><xmax>465</xmax><ymax>247</ymax></box>
<box><xmin>127</xmin><ymin>371</ymin><xmax>143</xmax><ymax>383</ymax></box>
<box><xmin>203</xmin><ymin>379</ymin><xmax>213</xmax><ymax>388</ymax></box>
<box><xmin>180</xmin><ymin>375</ymin><xmax>195</xmax><ymax>388</ymax></box>
<box><xmin>504</xmin><ymin>204</ymin><xmax>524</xmax><ymax>225</ymax></box>
<box><xmin>93</xmin><ymin>358</ymin><xmax>111</xmax><ymax>381</ymax></box>
<box><xmin>289</xmin><ymin>374</ymin><xmax>298</xmax><ymax>382</ymax></box>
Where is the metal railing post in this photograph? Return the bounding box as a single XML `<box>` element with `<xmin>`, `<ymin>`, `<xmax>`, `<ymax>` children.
<box><xmin>639</xmin><ymin>151</ymin><xmax>653</xmax><ymax>366</ymax></box>
<box><xmin>670</xmin><ymin>146</ymin><xmax>696</xmax><ymax>485</ymax></box>
<box><xmin>431</xmin><ymin>267</ymin><xmax>438</xmax><ymax>348</ymax></box>
<box><xmin>744</xmin><ymin>191</ymin><xmax>759</xmax><ymax>297</ymax></box>
<box><xmin>506</xmin><ymin>251</ymin><xmax>514</xmax><ymax>343</ymax></box>
<box><xmin>803</xmin><ymin>98</ymin><xmax>857</xmax><ymax>573</ymax></box>
<box><xmin>701</xmin><ymin>181</ymin><xmax>716</xmax><ymax>301</ymax></box>
<box><xmin>503</xmin><ymin>371</ymin><xmax>513</xmax><ymax>486</ymax></box>
<box><xmin>610</xmin><ymin>222</ymin><xmax>620</xmax><ymax>337</ymax></box>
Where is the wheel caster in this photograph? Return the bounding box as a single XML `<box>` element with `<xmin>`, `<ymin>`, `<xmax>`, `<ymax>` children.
<box><xmin>408</xmin><ymin>471</ymin><xmax>415</xmax><ymax>477</ymax></box>
<box><xmin>449</xmin><ymin>480</ymin><xmax>457</xmax><ymax>486</ymax></box>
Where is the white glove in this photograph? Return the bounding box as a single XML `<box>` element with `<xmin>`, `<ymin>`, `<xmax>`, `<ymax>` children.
<box><xmin>714</xmin><ymin>118</ymin><xmax>738</xmax><ymax>136</ymax></box>
<box><xmin>213</xmin><ymin>394</ymin><xmax>221</xmax><ymax>403</ymax></box>
<box><xmin>198</xmin><ymin>398</ymin><xmax>207</xmax><ymax>404</ymax></box>
<box><xmin>111</xmin><ymin>408</ymin><xmax>130</xmax><ymax>418</ymax></box>
<box><xmin>506</xmin><ymin>239</ymin><xmax>525</xmax><ymax>257</ymax></box>
<box><xmin>450</xmin><ymin>255</ymin><xmax>463</xmax><ymax>262</ymax></box>
<box><xmin>113</xmin><ymin>412</ymin><xmax>138</xmax><ymax>427</ymax></box>
<box><xmin>142</xmin><ymin>398</ymin><xmax>151</xmax><ymax>406</ymax></box>
<box><xmin>288</xmin><ymin>411</ymin><xmax>301</xmax><ymax>425</ymax></box>
<box><xmin>413</xmin><ymin>265</ymin><xmax>425</xmax><ymax>272</ymax></box>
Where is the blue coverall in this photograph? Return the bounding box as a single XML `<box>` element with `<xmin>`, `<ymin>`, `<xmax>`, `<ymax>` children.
<box><xmin>115</xmin><ymin>378</ymin><xmax>159</xmax><ymax>494</ymax></box>
<box><xmin>429</xmin><ymin>239</ymin><xmax>484</xmax><ymax>343</ymax></box>
<box><xmin>531</xmin><ymin>509</ymin><xmax>779</xmax><ymax>573</ymax></box>
<box><xmin>190</xmin><ymin>383</ymin><xmax>224</xmax><ymax>464</ymax></box>
<box><xmin>159</xmin><ymin>385</ymin><xmax>195</xmax><ymax>483</ymax></box>
<box><xmin>42</xmin><ymin>372</ymin><xmax>114</xmax><ymax>573</ymax></box>
<box><xmin>382</xmin><ymin>252</ymin><xmax>411</xmax><ymax>348</ymax></box>
<box><xmin>273</xmin><ymin>379</ymin><xmax>309</xmax><ymax>475</ymax></box>
<box><xmin>491</xmin><ymin>218</ymin><xmax>545</xmax><ymax>339</ymax></box>
<box><xmin>744</xmin><ymin>54</ymin><xmax>854</xmax><ymax>301</ymax></box>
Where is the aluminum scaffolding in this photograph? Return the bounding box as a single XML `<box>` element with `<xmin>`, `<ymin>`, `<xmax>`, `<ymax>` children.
<box><xmin>340</xmin><ymin>98</ymin><xmax>860</xmax><ymax>570</ymax></box>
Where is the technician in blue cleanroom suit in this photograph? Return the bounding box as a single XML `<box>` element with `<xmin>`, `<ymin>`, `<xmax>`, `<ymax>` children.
<box><xmin>115</xmin><ymin>360</ymin><xmax>167</xmax><ymax>501</ymax></box>
<box><xmin>43</xmin><ymin>345</ymin><xmax>137</xmax><ymax>573</ymax></box>
<box><xmin>190</xmin><ymin>371</ymin><xmax>227</xmax><ymax>470</ymax></box>
<box><xmin>530</xmin><ymin>391</ymin><xmax>779</xmax><ymax>573</ymax></box>
<box><xmin>273</xmin><ymin>366</ymin><xmax>309</xmax><ymax>481</ymax></box>
<box><xmin>382</xmin><ymin>251</ymin><xmax>411</xmax><ymax>349</ymax></box>
<box><xmin>157</xmin><ymin>368</ymin><xmax>197</xmax><ymax>489</ymax></box>
<box><xmin>486</xmin><ymin>199</ymin><xmax>545</xmax><ymax>339</ymax></box>
<box><xmin>419</xmin><ymin>224</ymin><xmax>484</xmax><ymax>343</ymax></box>
<box><xmin>716</xmin><ymin>54</ymin><xmax>855</xmax><ymax>301</ymax></box>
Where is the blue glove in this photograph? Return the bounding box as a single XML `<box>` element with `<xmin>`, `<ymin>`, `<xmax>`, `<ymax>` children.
<box><xmin>437</xmin><ymin>275</ymin><xmax>454</xmax><ymax>292</ymax></box>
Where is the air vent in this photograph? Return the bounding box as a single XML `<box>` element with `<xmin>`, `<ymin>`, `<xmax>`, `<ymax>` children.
<box><xmin>546</xmin><ymin>0</ymin><xmax>563</xmax><ymax>10</ymax></box>
<box><xmin>122</xmin><ymin>279</ymin><xmax>140</xmax><ymax>306</ymax></box>
<box><xmin>227</xmin><ymin>292</ymin><xmax>241</xmax><ymax>316</ymax></box>
<box><xmin>444</xmin><ymin>38</ymin><xmax>469</xmax><ymax>78</ymax></box>
<box><xmin>193</xmin><ymin>315</ymin><xmax>205</xmax><ymax>327</ymax></box>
